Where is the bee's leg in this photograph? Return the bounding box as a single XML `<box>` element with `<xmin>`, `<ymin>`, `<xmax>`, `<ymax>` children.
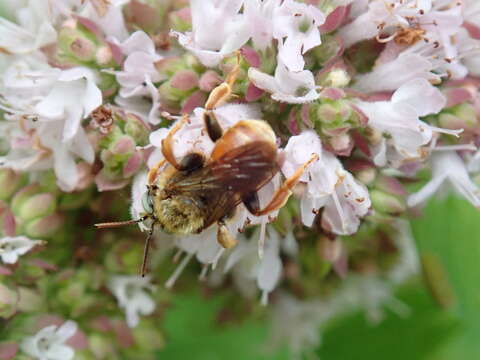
<box><xmin>242</xmin><ymin>191</ymin><xmax>260</xmax><ymax>214</ymax></box>
<box><xmin>203</xmin><ymin>52</ymin><xmax>241</xmax><ymax>142</ymax></box>
<box><xmin>248</xmin><ymin>154</ymin><xmax>319</xmax><ymax>216</ymax></box>
<box><xmin>203</xmin><ymin>111</ymin><xmax>223</xmax><ymax>142</ymax></box>
<box><xmin>161</xmin><ymin>114</ymin><xmax>189</xmax><ymax>169</ymax></box>
<box><xmin>204</xmin><ymin>51</ymin><xmax>240</xmax><ymax>111</ymax></box>
<box><xmin>217</xmin><ymin>219</ymin><xmax>238</xmax><ymax>249</ymax></box>
<box><xmin>147</xmin><ymin>159</ymin><xmax>166</xmax><ymax>185</ymax></box>
<box><xmin>178</xmin><ymin>152</ymin><xmax>205</xmax><ymax>172</ymax></box>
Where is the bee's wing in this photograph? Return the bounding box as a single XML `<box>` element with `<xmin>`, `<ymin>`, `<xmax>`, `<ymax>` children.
<box><xmin>173</xmin><ymin>141</ymin><xmax>277</xmax><ymax>193</ymax></box>
<box><xmin>209</xmin><ymin>140</ymin><xmax>278</xmax><ymax>193</ymax></box>
<box><xmin>171</xmin><ymin>141</ymin><xmax>278</xmax><ymax>227</ymax></box>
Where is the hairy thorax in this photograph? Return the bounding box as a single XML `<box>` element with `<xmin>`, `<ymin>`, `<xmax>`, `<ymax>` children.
<box><xmin>153</xmin><ymin>195</ymin><xmax>205</xmax><ymax>234</ymax></box>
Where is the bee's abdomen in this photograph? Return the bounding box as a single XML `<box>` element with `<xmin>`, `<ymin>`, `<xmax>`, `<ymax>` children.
<box><xmin>210</xmin><ymin>120</ymin><xmax>276</xmax><ymax>161</ymax></box>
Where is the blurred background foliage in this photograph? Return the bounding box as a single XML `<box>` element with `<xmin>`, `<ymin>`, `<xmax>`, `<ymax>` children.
<box><xmin>156</xmin><ymin>196</ymin><xmax>480</xmax><ymax>359</ymax></box>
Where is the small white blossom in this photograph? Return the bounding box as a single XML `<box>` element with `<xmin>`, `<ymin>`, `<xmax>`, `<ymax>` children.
<box><xmin>0</xmin><ymin>236</ymin><xmax>43</xmax><ymax>264</ymax></box>
<box><xmin>171</xmin><ymin>0</ymin><xmax>250</xmax><ymax>67</ymax></box>
<box><xmin>282</xmin><ymin>131</ymin><xmax>370</xmax><ymax>234</ymax></box>
<box><xmin>0</xmin><ymin>0</ymin><xmax>57</xmax><ymax>54</ymax></box>
<box><xmin>353</xmin><ymin>52</ymin><xmax>441</xmax><ymax>93</ymax></box>
<box><xmin>320</xmin><ymin>170</ymin><xmax>371</xmax><ymax>235</ymax></box>
<box><xmin>408</xmin><ymin>151</ymin><xmax>480</xmax><ymax>208</ymax></box>
<box><xmin>244</xmin><ymin>0</ymin><xmax>280</xmax><ymax>51</ymax></box>
<box><xmin>224</xmin><ymin>227</ymin><xmax>282</xmax><ymax>304</ymax></box>
<box><xmin>115</xmin><ymin>31</ymin><xmax>164</xmax><ymax>98</ymax></box>
<box><xmin>79</xmin><ymin>0</ymin><xmax>130</xmax><ymax>41</ymax></box>
<box><xmin>339</xmin><ymin>0</ymin><xmax>461</xmax><ymax>49</ymax></box>
<box><xmin>20</xmin><ymin>320</ymin><xmax>77</xmax><ymax>360</ymax></box>
<box><xmin>0</xmin><ymin>58</ymin><xmax>99</xmax><ymax>191</ymax></box>
<box><xmin>114</xmin><ymin>31</ymin><xmax>165</xmax><ymax>124</ymax></box>
<box><xmin>355</xmin><ymin>78</ymin><xmax>460</xmax><ymax>167</ymax></box>
<box><xmin>108</xmin><ymin>275</ymin><xmax>156</xmax><ymax>328</ymax></box>
<box><xmin>35</xmin><ymin>67</ymin><xmax>102</xmax><ymax>141</ymax></box>
<box><xmin>272</xmin><ymin>0</ymin><xmax>325</xmax><ymax>71</ymax></box>
<box><xmin>248</xmin><ymin>61</ymin><xmax>319</xmax><ymax>104</ymax></box>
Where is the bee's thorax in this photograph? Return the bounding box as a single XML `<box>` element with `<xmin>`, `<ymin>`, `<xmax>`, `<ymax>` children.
<box><xmin>153</xmin><ymin>195</ymin><xmax>204</xmax><ymax>234</ymax></box>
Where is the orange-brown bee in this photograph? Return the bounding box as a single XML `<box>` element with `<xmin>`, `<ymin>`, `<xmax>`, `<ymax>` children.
<box><xmin>95</xmin><ymin>59</ymin><xmax>318</xmax><ymax>276</ymax></box>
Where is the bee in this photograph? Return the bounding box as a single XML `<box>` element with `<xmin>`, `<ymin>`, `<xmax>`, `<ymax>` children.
<box><xmin>95</xmin><ymin>58</ymin><xmax>318</xmax><ymax>276</ymax></box>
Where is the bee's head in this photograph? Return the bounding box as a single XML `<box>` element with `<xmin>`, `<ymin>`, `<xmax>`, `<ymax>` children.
<box><xmin>141</xmin><ymin>190</ymin><xmax>155</xmax><ymax>215</ymax></box>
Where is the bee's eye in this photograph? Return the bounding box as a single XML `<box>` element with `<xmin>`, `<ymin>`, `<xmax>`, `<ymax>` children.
<box><xmin>142</xmin><ymin>192</ymin><xmax>154</xmax><ymax>213</ymax></box>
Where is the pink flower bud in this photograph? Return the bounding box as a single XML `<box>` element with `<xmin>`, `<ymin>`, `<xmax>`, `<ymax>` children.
<box><xmin>70</xmin><ymin>37</ymin><xmax>96</xmax><ymax>61</ymax></box>
<box><xmin>96</xmin><ymin>46</ymin><xmax>113</xmax><ymax>65</ymax></box>
<box><xmin>123</xmin><ymin>152</ymin><xmax>143</xmax><ymax>178</ymax></box>
<box><xmin>181</xmin><ymin>90</ymin><xmax>207</xmax><ymax>114</ymax></box>
<box><xmin>0</xmin><ymin>202</ymin><xmax>16</xmax><ymax>236</ymax></box>
<box><xmin>111</xmin><ymin>137</ymin><xmax>136</xmax><ymax>155</ymax></box>
<box><xmin>198</xmin><ymin>70</ymin><xmax>222</xmax><ymax>92</ymax></box>
<box><xmin>170</xmin><ymin>70</ymin><xmax>199</xmax><ymax>91</ymax></box>
<box><xmin>0</xmin><ymin>342</ymin><xmax>17</xmax><ymax>360</ymax></box>
<box><xmin>245</xmin><ymin>82</ymin><xmax>264</xmax><ymax>102</ymax></box>
<box><xmin>316</xmin><ymin>236</ymin><xmax>342</xmax><ymax>262</ymax></box>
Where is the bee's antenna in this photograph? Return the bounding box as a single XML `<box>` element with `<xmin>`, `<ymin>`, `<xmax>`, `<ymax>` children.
<box><xmin>141</xmin><ymin>224</ymin><xmax>155</xmax><ymax>277</ymax></box>
<box><xmin>94</xmin><ymin>215</ymin><xmax>150</xmax><ymax>229</ymax></box>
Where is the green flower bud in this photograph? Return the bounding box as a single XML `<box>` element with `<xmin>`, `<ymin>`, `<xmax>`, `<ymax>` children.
<box><xmin>169</xmin><ymin>7</ymin><xmax>192</xmax><ymax>33</ymax></box>
<box><xmin>58</xmin><ymin>189</ymin><xmax>93</xmax><ymax>211</ymax></box>
<box><xmin>158</xmin><ymin>80</ymin><xmax>194</xmax><ymax>110</ymax></box>
<box><xmin>315</xmin><ymin>100</ymin><xmax>352</xmax><ymax>129</ymax></box>
<box><xmin>156</xmin><ymin>56</ymin><xmax>190</xmax><ymax>79</ymax></box>
<box><xmin>312</xmin><ymin>35</ymin><xmax>341</xmax><ymax>65</ymax></box>
<box><xmin>11</xmin><ymin>184</ymin><xmax>41</xmax><ymax>214</ymax></box>
<box><xmin>24</xmin><ymin>213</ymin><xmax>65</xmax><ymax>239</ymax></box>
<box><xmin>131</xmin><ymin>320</ymin><xmax>164</xmax><ymax>351</ymax></box>
<box><xmin>89</xmin><ymin>333</ymin><xmax>117</xmax><ymax>359</ymax></box>
<box><xmin>0</xmin><ymin>169</ymin><xmax>26</xmax><ymax>201</ymax></box>
<box><xmin>438</xmin><ymin>103</ymin><xmax>478</xmax><ymax>131</ymax></box>
<box><xmin>16</xmin><ymin>287</ymin><xmax>44</xmax><ymax>313</ymax></box>
<box><xmin>124</xmin><ymin>114</ymin><xmax>150</xmax><ymax>146</ymax></box>
<box><xmin>74</xmin><ymin>351</ymin><xmax>97</xmax><ymax>360</ymax></box>
<box><xmin>370</xmin><ymin>189</ymin><xmax>406</xmax><ymax>215</ymax></box>
<box><xmin>317</xmin><ymin>68</ymin><xmax>351</xmax><ymax>88</ymax></box>
<box><xmin>57</xmin><ymin>27</ymin><xmax>97</xmax><ymax>65</ymax></box>
<box><xmin>0</xmin><ymin>283</ymin><xmax>18</xmax><ymax>318</ymax></box>
<box><xmin>18</xmin><ymin>193</ymin><xmax>56</xmax><ymax>222</ymax></box>
<box><xmin>105</xmin><ymin>242</ymin><xmax>144</xmax><ymax>274</ymax></box>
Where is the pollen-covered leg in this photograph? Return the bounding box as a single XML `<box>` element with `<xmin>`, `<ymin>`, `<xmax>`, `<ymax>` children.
<box><xmin>204</xmin><ymin>51</ymin><xmax>241</xmax><ymax>111</ymax></box>
<box><xmin>203</xmin><ymin>52</ymin><xmax>241</xmax><ymax>142</ymax></box>
<box><xmin>161</xmin><ymin>114</ymin><xmax>189</xmax><ymax>169</ymax></box>
<box><xmin>249</xmin><ymin>153</ymin><xmax>319</xmax><ymax>216</ymax></box>
<box><xmin>147</xmin><ymin>159</ymin><xmax>166</xmax><ymax>185</ymax></box>
<box><xmin>217</xmin><ymin>221</ymin><xmax>237</xmax><ymax>249</ymax></box>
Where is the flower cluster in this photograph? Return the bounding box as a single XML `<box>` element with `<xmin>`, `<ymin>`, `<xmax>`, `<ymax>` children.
<box><xmin>1</xmin><ymin>0</ymin><xmax>479</xmax><ymax>358</ymax></box>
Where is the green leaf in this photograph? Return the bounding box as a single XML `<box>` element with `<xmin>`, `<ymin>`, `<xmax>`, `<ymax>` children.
<box><xmin>317</xmin><ymin>284</ymin><xmax>460</xmax><ymax>360</ymax></box>
<box><xmin>411</xmin><ymin>195</ymin><xmax>480</xmax><ymax>359</ymax></box>
<box><xmin>157</xmin><ymin>293</ymin><xmax>289</xmax><ymax>360</ymax></box>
